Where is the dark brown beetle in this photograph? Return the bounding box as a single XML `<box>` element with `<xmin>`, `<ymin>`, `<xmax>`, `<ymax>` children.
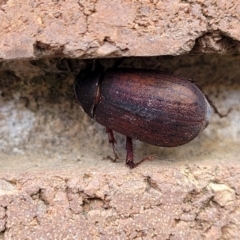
<box><xmin>74</xmin><ymin>67</ymin><xmax>211</xmax><ymax>168</ymax></box>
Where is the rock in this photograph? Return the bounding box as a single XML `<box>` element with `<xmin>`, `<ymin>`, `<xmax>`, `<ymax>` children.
<box><xmin>0</xmin><ymin>164</ymin><xmax>239</xmax><ymax>239</ymax></box>
<box><xmin>0</xmin><ymin>0</ymin><xmax>240</xmax><ymax>60</ymax></box>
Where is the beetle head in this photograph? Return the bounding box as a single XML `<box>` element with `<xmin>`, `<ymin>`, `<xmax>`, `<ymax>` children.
<box><xmin>74</xmin><ymin>66</ymin><xmax>103</xmax><ymax>118</ymax></box>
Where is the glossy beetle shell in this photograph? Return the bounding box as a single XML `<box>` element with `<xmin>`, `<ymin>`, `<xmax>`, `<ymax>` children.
<box><xmin>74</xmin><ymin>71</ymin><xmax>102</xmax><ymax>118</ymax></box>
<box><xmin>75</xmin><ymin>68</ymin><xmax>211</xmax><ymax>147</ymax></box>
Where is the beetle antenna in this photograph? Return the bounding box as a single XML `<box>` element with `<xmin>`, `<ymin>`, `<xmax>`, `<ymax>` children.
<box><xmin>125</xmin><ymin>137</ymin><xmax>156</xmax><ymax>169</ymax></box>
<box><xmin>92</xmin><ymin>60</ymin><xmax>96</xmax><ymax>71</ymax></box>
<box><xmin>106</xmin><ymin>128</ymin><xmax>119</xmax><ymax>162</ymax></box>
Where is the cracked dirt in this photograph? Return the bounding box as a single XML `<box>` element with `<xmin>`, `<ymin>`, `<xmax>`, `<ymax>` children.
<box><xmin>1</xmin><ymin>0</ymin><xmax>240</xmax><ymax>60</ymax></box>
<box><xmin>0</xmin><ymin>163</ymin><xmax>240</xmax><ymax>239</ymax></box>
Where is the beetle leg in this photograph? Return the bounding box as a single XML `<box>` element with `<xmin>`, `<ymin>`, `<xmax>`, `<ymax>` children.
<box><xmin>126</xmin><ymin>137</ymin><xmax>135</xmax><ymax>168</ymax></box>
<box><xmin>106</xmin><ymin>128</ymin><xmax>119</xmax><ymax>162</ymax></box>
<box><xmin>126</xmin><ymin>137</ymin><xmax>156</xmax><ymax>169</ymax></box>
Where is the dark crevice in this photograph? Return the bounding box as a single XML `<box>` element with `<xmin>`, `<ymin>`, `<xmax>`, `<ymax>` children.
<box><xmin>33</xmin><ymin>41</ymin><xmax>65</xmax><ymax>58</ymax></box>
<box><xmin>0</xmin><ymin>206</ymin><xmax>7</xmax><ymax>236</ymax></box>
<box><xmin>191</xmin><ymin>31</ymin><xmax>240</xmax><ymax>54</ymax></box>
<box><xmin>82</xmin><ymin>196</ymin><xmax>108</xmax><ymax>213</ymax></box>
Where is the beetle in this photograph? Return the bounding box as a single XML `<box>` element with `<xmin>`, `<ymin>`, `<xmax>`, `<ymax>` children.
<box><xmin>74</xmin><ymin>66</ymin><xmax>212</xmax><ymax>168</ymax></box>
